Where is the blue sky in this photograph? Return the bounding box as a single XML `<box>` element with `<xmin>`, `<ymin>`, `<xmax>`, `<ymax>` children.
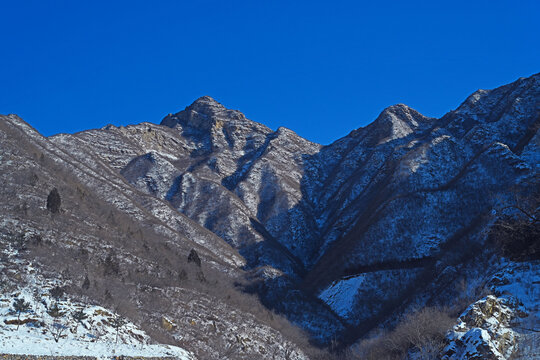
<box><xmin>1</xmin><ymin>1</ymin><xmax>539</xmax><ymax>144</ymax></box>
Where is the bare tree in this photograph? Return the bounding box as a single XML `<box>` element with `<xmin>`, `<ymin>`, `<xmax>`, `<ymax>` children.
<box><xmin>351</xmin><ymin>307</ymin><xmax>454</xmax><ymax>360</ymax></box>
<box><xmin>50</xmin><ymin>321</ymin><xmax>67</xmax><ymax>343</ymax></box>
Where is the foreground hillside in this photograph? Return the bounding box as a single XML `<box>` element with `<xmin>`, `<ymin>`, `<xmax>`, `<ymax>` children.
<box><xmin>1</xmin><ymin>73</ymin><xmax>538</xmax><ymax>359</ymax></box>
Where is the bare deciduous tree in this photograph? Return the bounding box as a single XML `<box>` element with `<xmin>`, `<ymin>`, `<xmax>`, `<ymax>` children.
<box><xmin>50</xmin><ymin>321</ymin><xmax>67</xmax><ymax>343</ymax></box>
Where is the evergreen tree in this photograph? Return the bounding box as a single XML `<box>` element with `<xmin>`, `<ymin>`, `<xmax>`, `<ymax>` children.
<box><xmin>72</xmin><ymin>308</ymin><xmax>88</xmax><ymax>324</ymax></box>
<box><xmin>47</xmin><ymin>302</ymin><xmax>65</xmax><ymax>319</ymax></box>
<box><xmin>46</xmin><ymin>187</ymin><xmax>61</xmax><ymax>213</ymax></box>
<box><xmin>187</xmin><ymin>249</ymin><xmax>201</xmax><ymax>267</ymax></box>
<box><xmin>103</xmin><ymin>253</ymin><xmax>120</xmax><ymax>276</ymax></box>
<box><xmin>12</xmin><ymin>298</ymin><xmax>31</xmax><ymax>330</ymax></box>
<box><xmin>82</xmin><ymin>275</ymin><xmax>90</xmax><ymax>290</ymax></box>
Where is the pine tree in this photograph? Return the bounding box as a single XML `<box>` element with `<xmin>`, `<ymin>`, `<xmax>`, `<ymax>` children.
<box><xmin>82</xmin><ymin>275</ymin><xmax>90</xmax><ymax>290</ymax></box>
<box><xmin>72</xmin><ymin>309</ymin><xmax>88</xmax><ymax>324</ymax></box>
<box><xmin>46</xmin><ymin>188</ymin><xmax>61</xmax><ymax>213</ymax></box>
<box><xmin>187</xmin><ymin>249</ymin><xmax>201</xmax><ymax>267</ymax></box>
<box><xmin>47</xmin><ymin>302</ymin><xmax>65</xmax><ymax>319</ymax></box>
<box><xmin>47</xmin><ymin>302</ymin><xmax>66</xmax><ymax>343</ymax></box>
<box><xmin>12</xmin><ymin>298</ymin><xmax>31</xmax><ymax>330</ymax></box>
<box><xmin>103</xmin><ymin>253</ymin><xmax>120</xmax><ymax>276</ymax></box>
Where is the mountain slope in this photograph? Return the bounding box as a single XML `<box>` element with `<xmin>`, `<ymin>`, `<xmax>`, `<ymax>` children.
<box><xmin>1</xmin><ymin>73</ymin><xmax>538</xmax><ymax>359</ymax></box>
<box><xmin>0</xmin><ymin>114</ymin><xmax>312</xmax><ymax>359</ymax></box>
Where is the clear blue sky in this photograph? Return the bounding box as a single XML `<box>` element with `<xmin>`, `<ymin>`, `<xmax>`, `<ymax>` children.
<box><xmin>1</xmin><ymin>0</ymin><xmax>539</xmax><ymax>144</ymax></box>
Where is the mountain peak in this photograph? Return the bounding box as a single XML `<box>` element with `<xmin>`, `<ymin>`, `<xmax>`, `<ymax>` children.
<box><xmin>160</xmin><ymin>96</ymin><xmax>247</xmax><ymax>130</ymax></box>
<box><xmin>190</xmin><ymin>95</ymin><xmax>223</xmax><ymax>108</ymax></box>
<box><xmin>186</xmin><ymin>95</ymin><xmax>226</xmax><ymax>115</ymax></box>
<box><xmin>355</xmin><ymin>104</ymin><xmax>434</xmax><ymax>144</ymax></box>
<box><xmin>378</xmin><ymin>103</ymin><xmax>425</xmax><ymax>120</ymax></box>
<box><xmin>192</xmin><ymin>95</ymin><xmax>219</xmax><ymax>104</ymax></box>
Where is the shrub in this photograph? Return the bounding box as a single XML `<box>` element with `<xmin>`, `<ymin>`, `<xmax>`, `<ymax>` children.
<box><xmin>72</xmin><ymin>308</ymin><xmax>88</xmax><ymax>323</ymax></box>
<box><xmin>178</xmin><ymin>268</ymin><xmax>188</xmax><ymax>282</ymax></box>
<box><xmin>50</xmin><ymin>321</ymin><xmax>67</xmax><ymax>343</ymax></box>
<box><xmin>103</xmin><ymin>253</ymin><xmax>120</xmax><ymax>276</ymax></box>
<box><xmin>352</xmin><ymin>307</ymin><xmax>454</xmax><ymax>360</ymax></box>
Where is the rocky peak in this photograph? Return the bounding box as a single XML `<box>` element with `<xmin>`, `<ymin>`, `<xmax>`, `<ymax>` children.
<box><xmin>160</xmin><ymin>96</ymin><xmax>247</xmax><ymax>131</ymax></box>
<box><xmin>377</xmin><ymin>104</ymin><xmax>432</xmax><ymax>128</ymax></box>
<box><xmin>188</xmin><ymin>95</ymin><xmax>226</xmax><ymax>115</ymax></box>
<box><xmin>360</xmin><ymin>103</ymin><xmax>434</xmax><ymax>145</ymax></box>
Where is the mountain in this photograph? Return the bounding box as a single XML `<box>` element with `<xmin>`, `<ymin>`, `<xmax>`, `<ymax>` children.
<box><xmin>0</xmin><ymin>73</ymin><xmax>538</xmax><ymax>359</ymax></box>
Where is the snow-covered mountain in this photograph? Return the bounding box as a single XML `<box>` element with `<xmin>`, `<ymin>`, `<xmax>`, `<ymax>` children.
<box><xmin>1</xmin><ymin>73</ymin><xmax>538</xmax><ymax>359</ymax></box>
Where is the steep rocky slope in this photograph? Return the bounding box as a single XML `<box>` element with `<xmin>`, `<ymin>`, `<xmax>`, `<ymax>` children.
<box><xmin>1</xmin><ymin>73</ymin><xmax>538</xmax><ymax>359</ymax></box>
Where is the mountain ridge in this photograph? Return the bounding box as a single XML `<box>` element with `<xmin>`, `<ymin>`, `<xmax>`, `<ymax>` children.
<box><xmin>1</xmin><ymin>72</ymin><xmax>538</xmax><ymax>359</ymax></box>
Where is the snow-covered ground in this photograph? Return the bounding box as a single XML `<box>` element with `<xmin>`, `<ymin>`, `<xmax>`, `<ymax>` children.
<box><xmin>0</xmin><ymin>245</ymin><xmax>194</xmax><ymax>359</ymax></box>
<box><xmin>318</xmin><ymin>269</ymin><xmax>420</xmax><ymax>321</ymax></box>
<box><xmin>0</xmin><ymin>283</ymin><xmax>194</xmax><ymax>359</ymax></box>
<box><xmin>0</xmin><ymin>331</ymin><xmax>193</xmax><ymax>359</ymax></box>
<box><xmin>318</xmin><ymin>274</ymin><xmax>365</xmax><ymax>318</ymax></box>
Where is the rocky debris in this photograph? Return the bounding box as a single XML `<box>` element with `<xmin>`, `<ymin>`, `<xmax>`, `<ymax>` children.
<box><xmin>0</xmin><ymin>356</ymin><xmax>97</xmax><ymax>360</ymax></box>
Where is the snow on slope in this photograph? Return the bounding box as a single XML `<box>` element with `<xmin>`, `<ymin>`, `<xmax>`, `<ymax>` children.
<box><xmin>318</xmin><ymin>275</ymin><xmax>365</xmax><ymax>318</ymax></box>
<box><xmin>0</xmin><ymin>331</ymin><xmax>192</xmax><ymax>359</ymax></box>
<box><xmin>318</xmin><ymin>269</ymin><xmax>421</xmax><ymax>322</ymax></box>
<box><xmin>0</xmin><ymin>245</ymin><xmax>194</xmax><ymax>359</ymax></box>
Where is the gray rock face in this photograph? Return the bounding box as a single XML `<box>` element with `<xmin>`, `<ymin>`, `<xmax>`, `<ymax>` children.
<box><xmin>1</xmin><ymin>73</ymin><xmax>538</xmax><ymax>356</ymax></box>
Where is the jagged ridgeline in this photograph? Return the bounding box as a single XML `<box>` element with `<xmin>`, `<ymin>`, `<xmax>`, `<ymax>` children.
<box><xmin>0</xmin><ymin>73</ymin><xmax>538</xmax><ymax>359</ymax></box>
